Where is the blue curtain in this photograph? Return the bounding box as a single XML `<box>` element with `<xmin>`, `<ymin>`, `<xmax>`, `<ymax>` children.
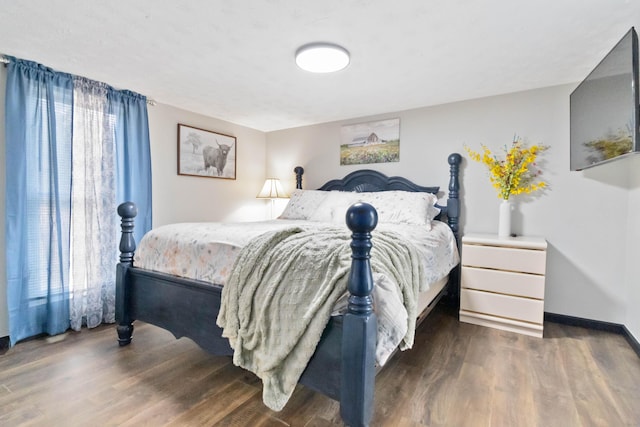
<box><xmin>5</xmin><ymin>59</ymin><xmax>74</xmax><ymax>344</ymax></box>
<box><xmin>5</xmin><ymin>57</ymin><xmax>152</xmax><ymax>345</ymax></box>
<box><xmin>110</xmin><ymin>89</ymin><xmax>153</xmax><ymax>245</ymax></box>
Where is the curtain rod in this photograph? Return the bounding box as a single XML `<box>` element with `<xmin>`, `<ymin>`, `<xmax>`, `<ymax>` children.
<box><xmin>1</xmin><ymin>54</ymin><xmax>156</xmax><ymax>105</ymax></box>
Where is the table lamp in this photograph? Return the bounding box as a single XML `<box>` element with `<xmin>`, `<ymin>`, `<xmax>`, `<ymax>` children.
<box><xmin>257</xmin><ymin>178</ymin><xmax>288</xmax><ymax>218</ymax></box>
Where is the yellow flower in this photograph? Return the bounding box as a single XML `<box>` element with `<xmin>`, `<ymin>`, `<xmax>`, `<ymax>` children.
<box><xmin>464</xmin><ymin>137</ymin><xmax>549</xmax><ymax>200</ymax></box>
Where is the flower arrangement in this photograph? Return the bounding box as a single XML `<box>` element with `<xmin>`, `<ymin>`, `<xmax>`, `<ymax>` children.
<box><xmin>465</xmin><ymin>137</ymin><xmax>548</xmax><ymax>200</ymax></box>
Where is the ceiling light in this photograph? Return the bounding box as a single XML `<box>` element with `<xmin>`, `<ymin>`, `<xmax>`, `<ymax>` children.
<box><xmin>295</xmin><ymin>43</ymin><xmax>350</xmax><ymax>73</ymax></box>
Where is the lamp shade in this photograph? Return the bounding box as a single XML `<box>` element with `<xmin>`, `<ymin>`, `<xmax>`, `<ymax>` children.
<box><xmin>257</xmin><ymin>178</ymin><xmax>288</xmax><ymax>199</ymax></box>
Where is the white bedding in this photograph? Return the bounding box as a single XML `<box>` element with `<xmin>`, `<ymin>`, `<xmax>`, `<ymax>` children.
<box><xmin>134</xmin><ymin>219</ymin><xmax>459</xmax><ymax>365</ymax></box>
<box><xmin>134</xmin><ymin>219</ymin><xmax>458</xmax><ymax>288</ymax></box>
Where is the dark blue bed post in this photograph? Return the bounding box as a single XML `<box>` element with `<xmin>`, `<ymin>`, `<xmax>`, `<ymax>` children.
<box><xmin>341</xmin><ymin>202</ymin><xmax>378</xmax><ymax>427</ymax></box>
<box><xmin>446</xmin><ymin>153</ymin><xmax>462</xmax><ymax>243</ymax></box>
<box><xmin>116</xmin><ymin>201</ymin><xmax>137</xmax><ymax>346</ymax></box>
<box><xmin>294</xmin><ymin>166</ymin><xmax>304</xmax><ymax>189</ymax></box>
<box><xmin>446</xmin><ymin>153</ymin><xmax>462</xmax><ymax>305</ymax></box>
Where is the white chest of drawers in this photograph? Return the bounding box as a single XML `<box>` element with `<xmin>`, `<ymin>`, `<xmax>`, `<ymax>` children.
<box><xmin>459</xmin><ymin>233</ymin><xmax>547</xmax><ymax>338</ymax></box>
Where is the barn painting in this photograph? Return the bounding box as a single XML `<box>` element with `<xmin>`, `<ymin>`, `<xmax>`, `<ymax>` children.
<box><xmin>340</xmin><ymin>118</ymin><xmax>400</xmax><ymax>165</ymax></box>
<box><xmin>178</xmin><ymin>124</ymin><xmax>236</xmax><ymax>179</ymax></box>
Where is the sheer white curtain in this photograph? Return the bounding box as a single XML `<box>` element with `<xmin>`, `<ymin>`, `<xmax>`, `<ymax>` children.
<box><xmin>69</xmin><ymin>78</ymin><xmax>117</xmax><ymax>330</ymax></box>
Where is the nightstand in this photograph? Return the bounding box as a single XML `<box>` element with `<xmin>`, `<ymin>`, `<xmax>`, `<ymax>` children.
<box><xmin>459</xmin><ymin>233</ymin><xmax>547</xmax><ymax>338</ymax></box>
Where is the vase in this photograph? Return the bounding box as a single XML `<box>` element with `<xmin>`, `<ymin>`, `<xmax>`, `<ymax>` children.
<box><xmin>498</xmin><ymin>199</ymin><xmax>512</xmax><ymax>238</ymax></box>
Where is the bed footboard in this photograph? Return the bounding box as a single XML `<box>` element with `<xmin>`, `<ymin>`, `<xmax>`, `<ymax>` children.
<box><xmin>116</xmin><ymin>200</ymin><xmax>380</xmax><ymax>426</ymax></box>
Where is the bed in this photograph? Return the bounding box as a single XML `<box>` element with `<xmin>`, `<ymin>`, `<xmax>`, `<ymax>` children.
<box><xmin>115</xmin><ymin>153</ymin><xmax>462</xmax><ymax>426</ymax></box>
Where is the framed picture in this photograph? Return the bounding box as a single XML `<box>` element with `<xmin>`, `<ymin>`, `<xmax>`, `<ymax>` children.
<box><xmin>340</xmin><ymin>118</ymin><xmax>400</xmax><ymax>165</ymax></box>
<box><xmin>178</xmin><ymin>124</ymin><xmax>236</xmax><ymax>179</ymax></box>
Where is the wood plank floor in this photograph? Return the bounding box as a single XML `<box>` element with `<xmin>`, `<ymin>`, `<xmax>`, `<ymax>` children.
<box><xmin>1</xmin><ymin>304</ymin><xmax>639</xmax><ymax>427</ymax></box>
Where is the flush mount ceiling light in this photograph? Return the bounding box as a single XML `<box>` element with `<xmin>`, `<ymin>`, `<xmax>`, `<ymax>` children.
<box><xmin>295</xmin><ymin>43</ymin><xmax>350</xmax><ymax>73</ymax></box>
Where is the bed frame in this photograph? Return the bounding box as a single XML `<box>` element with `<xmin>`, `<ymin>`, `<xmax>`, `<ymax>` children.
<box><xmin>115</xmin><ymin>153</ymin><xmax>461</xmax><ymax>427</ymax></box>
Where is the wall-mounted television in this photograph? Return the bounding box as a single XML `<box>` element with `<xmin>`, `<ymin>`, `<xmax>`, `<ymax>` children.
<box><xmin>570</xmin><ymin>27</ymin><xmax>639</xmax><ymax>171</ymax></box>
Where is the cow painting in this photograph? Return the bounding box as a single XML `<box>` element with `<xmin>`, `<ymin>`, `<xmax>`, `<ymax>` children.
<box><xmin>178</xmin><ymin>124</ymin><xmax>236</xmax><ymax>179</ymax></box>
<box><xmin>203</xmin><ymin>140</ymin><xmax>234</xmax><ymax>177</ymax></box>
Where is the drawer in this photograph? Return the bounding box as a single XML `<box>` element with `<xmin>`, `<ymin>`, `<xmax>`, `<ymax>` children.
<box><xmin>462</xmin><ymin>244</ymin><xmax>546</xmax><ymax>274</ymax></box>
<box><xmin>460</xmin><ymin>288</ymin><xmax>544</xmax><ymax>324</ymax></box>
<box><xmin>461</xmin><ymin>266</ymin><xmax>545</xmax><ymax>299</ymax></box>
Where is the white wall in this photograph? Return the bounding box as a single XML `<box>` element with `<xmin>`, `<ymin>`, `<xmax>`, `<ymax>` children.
<box><xmin>267</xmin><ymin>84</ymin><xmax>635</xmax><ymax>328</ymax></box>
<box><xmin>626</xmin><ymin>156</ymin><xmax>640</xmax><ymax>339</ymax></box>
<box><xmin>147</xmin><ymin>103</ymin><xmax>268</xmax><ymax>226</ymax></box>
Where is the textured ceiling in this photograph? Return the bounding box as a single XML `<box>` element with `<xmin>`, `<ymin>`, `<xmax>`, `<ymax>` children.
<box><xmin>1</xmin><ymin>1</ymin><xmax>640</xmax><ymax>132</ymax></box>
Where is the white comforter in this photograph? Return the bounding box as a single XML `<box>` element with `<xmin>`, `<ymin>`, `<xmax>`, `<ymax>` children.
<box><xmin>135</xmin><ymin>219</ymin><xmax>458</xmax><ymax>288</ymax></box>
<box><xmin>134</xmin><ymin>219</ymin><xmax>459</xmax><ymax>365</ymax></box>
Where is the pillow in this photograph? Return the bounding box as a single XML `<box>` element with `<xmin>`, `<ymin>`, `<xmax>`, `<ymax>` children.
<box><xmin>278</xmin><ymin>189</ymin><xmax>329</xmax><ymax>220</ymax></box>
<box><xmin>354</xmin><ymin>191</ymin><xmax>440</xmax><ymax>228</ymax></box>
<box><xmin>309</xmin><ymin>191</ymin><xmax>358</xmax><ymax>223</ymax></box>
<box><xmin>309</xmin><ymin>190</ymin><xmax>440</xmax><ymax>228</ymax></box>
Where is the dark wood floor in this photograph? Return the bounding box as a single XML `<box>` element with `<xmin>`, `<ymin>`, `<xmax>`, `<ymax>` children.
<box><xmin>1</xmin><ymin>305</ymin><xmax>639</xmax><ymax>427</ymax></box>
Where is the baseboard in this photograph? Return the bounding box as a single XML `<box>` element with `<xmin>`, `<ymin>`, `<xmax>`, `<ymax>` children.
<box><xmin>0</xmin><ymin>336</ymin><xmax>9</xmax><ymax>355</ymax></box>
<box><xmin>622</xmin><ymin>325</ymin><xmax>640</xmax><ymax>358</ymax></box>
<box><xmin>545</xmin><ymin>312</ymin><xmax>640</xmax><ymax>358</ymax></box>
<box><xmin>544</xmin><ymin>312</ymin><xmax>625</xmax><ymax>333</ymax></box>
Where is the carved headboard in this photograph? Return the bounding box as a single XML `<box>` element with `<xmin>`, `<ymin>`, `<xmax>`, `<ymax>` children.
<box><xmin>293</xmin><ymin>153</ymin><xmax>462</xmax><ymax>240</ymax></box>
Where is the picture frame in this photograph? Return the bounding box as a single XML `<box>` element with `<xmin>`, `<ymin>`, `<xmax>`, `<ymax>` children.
<box><xmin>340</xmin><ymin>118</ymin><xmax>400</xmax><ymax>165</ymax></box>
<box><xmin>178</xmin><ymin>124</ymin><xmax>237</xmax><ymax>179</ymax></box>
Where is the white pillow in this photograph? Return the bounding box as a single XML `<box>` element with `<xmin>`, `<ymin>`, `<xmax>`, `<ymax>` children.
<box><xmin>354</xmin><ymin>191</ymin><xmax>440</xmax><ymax>228</ymax></box>
<box><xmin>278</xmin><ymin>189</ymin><xmax>329</xmax><ymax>220</ymax></box>
<box><xmin>309</xmin><ymin>190</ymin><xmax>439</xmax><ymax>228</ymax></box>
<box><xmin>309</xmin><ymin>191</ymin><xmax>358</xmax><ymax>223</ymax></box>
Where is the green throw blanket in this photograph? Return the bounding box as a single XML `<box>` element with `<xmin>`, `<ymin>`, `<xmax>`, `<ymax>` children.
<box><xmin>216</xmin><ymin>224</ymin><xmax>425</xmax><ymax>411</ymax></box>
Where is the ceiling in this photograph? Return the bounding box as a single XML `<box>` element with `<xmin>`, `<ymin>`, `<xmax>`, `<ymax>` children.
<box><xmin>2</xmin><ymin>1</ymin><xmax>640</xmax><ymax>132</ymax></box>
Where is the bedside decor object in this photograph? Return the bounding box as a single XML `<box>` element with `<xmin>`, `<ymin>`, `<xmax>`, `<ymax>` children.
<box><xmin>498</xmin><ymin>199</ymin><xmax>512</xmax><ymax>238</ymax></box>
<box><xmin>257</xmin><ymin>178</ymin><xmax>288</xmax><ymax>218</ymax></box>
<box><xmin>178</xmin><ymin>124</ymin><xmax>236</xmax><ymax>179</ymax></box>
<box><xmin>459</xmin><ymin>233</ymin><xmax>547</xmax><ymax>338</ymax></box>
<box><xmin>465</xmin><ymin>137</ymin><xmax>548</xmax><ymax>237</ymax></box>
